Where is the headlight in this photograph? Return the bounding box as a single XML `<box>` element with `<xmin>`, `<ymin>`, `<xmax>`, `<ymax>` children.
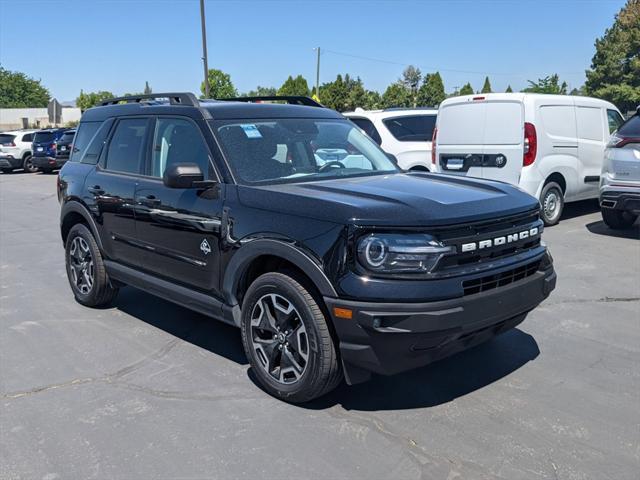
<box><xmin>357</xmin><ymin>233</ymin><xmax>455</xmax><ymax>274</ymax></box>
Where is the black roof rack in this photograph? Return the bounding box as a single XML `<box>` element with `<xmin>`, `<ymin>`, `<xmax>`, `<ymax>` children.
<box><xmin>220</xmin><ymin>96</ymin><xmax>323</xmax><ymax>108</ymax></box>
<box><xmin>100</xmin><ymin>92</ymin><xmax>199</xmax><ymax>107</ymax></box>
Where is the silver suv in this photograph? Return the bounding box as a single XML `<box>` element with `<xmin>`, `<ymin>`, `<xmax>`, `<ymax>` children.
<box><xmin>600</xmin><ymin>106</ymin><xmax>640</xmax><ymax>229</ymax></box>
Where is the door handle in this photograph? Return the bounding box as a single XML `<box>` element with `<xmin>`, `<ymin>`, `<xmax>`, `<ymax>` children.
<box><xmin>136</xmin><ymin>194</ymin><xmax>161</xmax><ymax>207</ymax></box>
<box><xmin>88</xmin><ymin>185</ymin><xmax>104</xmax><ymax>195</ymax></box>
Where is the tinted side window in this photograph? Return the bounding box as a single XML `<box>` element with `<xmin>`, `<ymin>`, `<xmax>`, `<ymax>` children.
<box><xmin>607</xmin><ymin>109</ymin><xmax>624</xmax><ymax>133</ymax></box>
<box><xmin>0</xmin><ymin>134</ymin><xmax>16</xmax><ymax>145</ymax></box>
<box><xmin>618</xmin><ymin>115</ymin><xmax>640</xmax><ymax>137</ymax></box>
<box><xmin>69</xmin><ymin>122</ymin><xmax>100</xmax><ymax>163</ymax></box>
<box><xmin>104</xmin><ymin>118</ymin><xmax>149</xmax><ymax>174</ymax></box>
<box><xmin>350</xmin><ymin>117</ymin><xmax>382</xmax><ymax>145</ymax></box>
<box><xmin>81</xmin><ymin>119</ymin><xmax>114</xmax><ymax>164</ymax></box>
<box><xmin>149</xmin><ymin>118</ymin><xmax>211</xmax><ymax>179</ymax></box>
<box><xmin>383</xmin><ymin>115</ymin><xmax>436</xmax><ymax>142</ymax></box>
<box><xmin>21</xmin><ymin>133</ymin><xmax>34</xmax><ymax>142</ymax></box>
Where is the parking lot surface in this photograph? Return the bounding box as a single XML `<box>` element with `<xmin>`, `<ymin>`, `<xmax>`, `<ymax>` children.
<box><xmin>1</xmin><ymin>172</ymin><xmax>639</xmax><ymax>480</ymax></box>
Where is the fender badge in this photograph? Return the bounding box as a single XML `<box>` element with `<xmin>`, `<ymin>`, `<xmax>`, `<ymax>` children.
<box><xmin>200</xmin><ymin>239</ymin><xmax>211</xmax><ymax>255</ymax></box>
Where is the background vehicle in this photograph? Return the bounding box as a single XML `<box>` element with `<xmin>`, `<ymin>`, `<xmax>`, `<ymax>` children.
<box><xmin>600</xmin><ymin>106</ymin><xmax>640</xmax><ymax>229</ymax></box>
<box><xmin>344</xmin><ymin>107</ymin><xmax>437</xmax><ymax>171</ymax></box>
<box><xmin>54</xmin><ymin>129</ymin><xmax>76</xmax><ymax>165</ymax></box>
<box><xmin>32</xmin><ymin>128</ymin><xmax>67</xmax><ymax>173</ymax></box>
<box><xmin>0</xmin><ymin>129</ymin><xmax>37</xmax><ymax>173</ymax></box>
<box><xmin>432</xmin><ymin>93</ymin><xmax>624</xmax><ymax>225</ymax></box>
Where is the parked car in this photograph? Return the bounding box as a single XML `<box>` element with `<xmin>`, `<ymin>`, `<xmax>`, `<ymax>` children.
<box><xmin>58</xmin><ymin>92</ymin><xmax>556</xmax><ymax>403</ymax></box>
<box><xmin>0</xmin><ymin>129</ymin><xmax>38</xmax><ymax>173</ymax></box>
<box><xmin>55</xmin><ymin>129</ymin><xmax>76</xmax><ymax>165</ymax></box>
<box><xmin>600</xmin><ymin>105</ymin><xmax>640</xmax><ymax>229</ymax></box>
<box><xmin>432</xmin><ymin>93</ymin><xmax>624</xmax><ymax>225</ymax></box>
<box><xmin>343</xmin><ymin>107</ymin><xmax>437</xmax><ymax>171</ymax></box>
<box><xmin>32</xmin><ymin>128</ymin><xmax>68</xmax><ymax>173</ymax></box>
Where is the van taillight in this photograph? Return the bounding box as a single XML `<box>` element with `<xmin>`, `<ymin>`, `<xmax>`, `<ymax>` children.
<box><xmin>431</xmin><ymin>127</ymin><xmax>438</xmax><ymax>165</ymax></box>
<box><xmin>523</xmin><ymin>122</ymin><xmax>537</xmax><ymax>166</ymax></box>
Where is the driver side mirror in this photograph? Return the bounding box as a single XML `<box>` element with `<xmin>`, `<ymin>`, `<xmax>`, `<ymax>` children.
<box><xmin>163</xmin><ymin>163</ymin><xmax>215</xmax><ymax>189</ymax></box>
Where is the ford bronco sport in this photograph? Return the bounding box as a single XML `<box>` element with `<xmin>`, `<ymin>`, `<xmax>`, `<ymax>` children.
<box><xmin>58</xmin><ymin>93</ymin><xmax>556</xmax><ymax>403</ymax></box>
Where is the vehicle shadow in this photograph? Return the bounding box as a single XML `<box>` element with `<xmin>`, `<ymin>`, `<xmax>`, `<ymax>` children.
<box><xmin>586</xmin><ymin>219</ymin><xmax>640</xmax><ymax>239</ymax></box>
<box><xmin>113</xmin><ymin>287</ymin><xmax>248</xmax><ymax>365</ymax></box>
<box><xmin>302</xmin><ymin>328</ymin><xmax>539</xmax><ymax>411</ymax></box>
<box><xmin>558</xmin><ymin>199</ymin><xmax>599</xmax><ymax>222</ymax></box>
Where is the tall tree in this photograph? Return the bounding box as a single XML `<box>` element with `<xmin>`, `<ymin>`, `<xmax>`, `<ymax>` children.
<box><xmin>201</xmin><ymin>68</ymin><xmax>237</xmax><ymax>98</ymax></box>
<box><xmin>481</xmin><ymin>76</ymin><xmax>492</xmax><ymax>93</ymax></box>
<box><xmin>364</xmin><ymin>90</ymin><xmax>382</xmax><ymax>110</ymax></box>
<box><xmin>0</xmin><ymin>67</ymin><xmax>50</xmax><ymax>108</ymax></box>
<box><xmin>416</xmin><ymin>72</ymin><xmax>446</xmax><ymax>106</ymax></box>
<box><xmin>459</xmin><ymin>83</ymin><xmax>474</xmax><ymax>96</ymax></box>
<box><xmin>381</xmin><ymin>82</ymin><xmax>412</xmax><ymax>108</ymax></box>
<box><xmin>401</xmin><ymin>65</ymin><xmax>422</xmax><ymax>107</ymax></box>
<box><xmin>143</xmin><ymin>81</ymin><xmax>152</xmax><ymax>95</ymax></box>
<box><xmin>278</xmin><ymin>75</ymin><xmax>310</xmax><ymax>97</ymax></box>
<box><xmin>585</xmin><ymin>0</ymin><xmax>640</xmax><ymax>112</ymax></box>
<box><xmin>319</xmin><ymin>74</ymin><xmax>349</xmax><ymax>111</ymax></box>
<box><xmin>245</xmin><ymin>86</ymin><xmax>277</xmax><ymax>97</ymax></box>
<box><xmin>523</xmin><ymin>74</ymin><xmax>568</xmax><ymax>94</ymax></box>
<box><xmin>505</xmin><ymin>85</ymin><xmax>514</xmax><ymax>93</ymax></box>
<box><xmin>76</xmin><ymin>90</ymin><xmax>115</xmax><ymax>110</ymax></box>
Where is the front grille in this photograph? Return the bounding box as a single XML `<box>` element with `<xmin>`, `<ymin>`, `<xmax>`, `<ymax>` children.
<box><xmin>462</xmin><ymin>260</ymin><xmax>540</xmax><ymax>296</ymax></box>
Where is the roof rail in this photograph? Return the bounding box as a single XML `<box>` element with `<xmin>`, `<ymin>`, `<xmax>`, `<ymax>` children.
<box><xmin>382</xmin><ymin>106</ymin><xmax>438</xmax><ymax>111</ymax></box>
<box><xmin>220</xmin><ymin>96</ymin><xmax>324</xmax><ymax>108</ymax></box>
<box><xmin>100</xmin><ymin>92</ymin><xmax>199</xmax><ymax>107</ymax></box>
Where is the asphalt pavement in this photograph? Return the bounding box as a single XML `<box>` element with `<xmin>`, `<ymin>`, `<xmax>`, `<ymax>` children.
<box><xmin>1</xmin><ymin>172</ymin><xmax>638</xmax><ymax>479</ymax></box>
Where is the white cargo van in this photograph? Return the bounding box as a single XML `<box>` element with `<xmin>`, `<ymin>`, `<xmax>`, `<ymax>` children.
<box><xmin>432</xmin><ymin>93</ymin><xmax>624</xmax><ymax>225</ymax></box>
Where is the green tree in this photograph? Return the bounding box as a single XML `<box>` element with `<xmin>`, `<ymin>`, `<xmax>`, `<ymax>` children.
<box><xmin>481</xmin><ymin>76</ymin><xmax>492</xmax><ymax>93</ymax></box>
<box><xmin>144</xmin><ymin>81</ymin><xmax>152</xmax><ymax>95</ymax></box>
<box><xmin>382</xmin><ymin>82</ymin><xmax>412</xmax><ymax>108</ymax></box>
<box><xmin>416</xmin><ymin>72</ymin><xmax>446</xmax><ymax>106</ymax></box>
<box><xmin>244</xmin><ymin>86</ymin><xmax>277</xmax><ymax>97</ymax></box>
<box><xmin>523</xmin><ymin>74</ymin><xmax>568</xmax><ymax>94</ymax></box>
<box><xmin>364</xmin><ymin>90</ymin><xmax>382</xmax><ymax>109</ymax></box>
<box><xmin>278</xmin><ymin>75</ymin><xmax>310</xmax><ymax>97</ymax></box>
<box><xmin>585</xmin><ymin>0</ymin><xmax>640</xmax><ymax>112</ymax></box>
<box><xmin>401</xmin><ymin>65</ymin><xmax>422</xmax><ymax>106</ymax></box>
<box><xmin>76</xmin><ymin>90</ymin><xmax>115</xmax><ymax>110</ymax></box>
<box><xmin>319</xmin><ymin>74</ymin><xmax>349</xmax><ymax>111</ymax></box>
<box><xmin>201</xmin><ymin>68</ymin><xmax>237</xmax><ymax>98</ymax></box>
<box><xmin>459</xmin><ymin>83</ymin><xmax>474</xmax><ymax>96</ymax></box>
<box><xmin>0</xmin><ymin>67</ymin><xmax>50</xmax><ymax>108</ymax></box>
<box><xmin>505</xmin><ymin>85</ymin><xmax>514</xmax><ymax>93</ymax></box>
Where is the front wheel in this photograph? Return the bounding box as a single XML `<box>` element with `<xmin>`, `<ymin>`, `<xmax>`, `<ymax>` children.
<box><xmin>601</xmin><ymin>208</ymin><xmax>638</xmax><ymax>229</ymax></box>
<box><xmin>540</xmin><ymin>182</ymin><xmax>564</xmax><ymax>226</ymax></box>
<box><xmin>65</xmin><ymin>224</ymin><xmax>118</xmax><ymax>307</ymax></box>
<box><xmin>22</xmin><ymin>155</ymin><xmax>37</xmax><ymax>173</ymax></box>
<box><xmin>241</xmin><ymin>272</ymin><xmax>342</xmax><ymax>403</ymax></box>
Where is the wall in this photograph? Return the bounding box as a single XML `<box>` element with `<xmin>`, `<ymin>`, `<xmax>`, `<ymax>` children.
<box><xmin>0</xmin><ymin>107</ymin><xmax>82</xmax><ymax>130</ymax></box>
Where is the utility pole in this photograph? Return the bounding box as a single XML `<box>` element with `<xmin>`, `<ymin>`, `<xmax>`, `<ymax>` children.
<box><xmin>314</xmin><ymin>47</ymin><xmax>320</xmax><ymax>98</ymax></box>
<box><xmin>200</xmin><ymin>0</ymin><xmax>210</xmax><ymax>97</ymax></box>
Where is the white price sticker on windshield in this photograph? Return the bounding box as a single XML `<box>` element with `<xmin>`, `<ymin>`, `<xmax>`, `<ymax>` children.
<box><xmin>240</xmin><ymin>124</ymin><xmax>262</xmax><ymax>138</ymax></box>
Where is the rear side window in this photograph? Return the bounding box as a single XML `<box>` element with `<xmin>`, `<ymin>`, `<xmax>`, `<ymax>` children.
<box><xmin>60</xmin><ymin>132</ymin><xmax>75</xmax><ymax>143</ymax></box>
<box><xmin>576</xmin><ymin>107</ymin><xmax>603</xmax><ymax>141</ymax></box>
<box><xmin>618</xmin><ymin>115</ymin><xmax>640</xmax><ymax>137</ymax></box>
<box><xmin>21</xmin><ymin>133</ymin><xmax>34</xmax><ymax>142</ymax></box>
<box><xmin>33</xmin><ymin>131</ymin><xmax>56</xmax><ymax>143</ymax></box>
<box><xmin>104</xmin><ymin>118</ymin><xmax>149</xmax><ymax>174</ymax></box>
<box><xmin>607</xmin><ymin>109</ymin><xmax>624</xmax><ymax>133</ymax></box>
<box><xmin>383</xmin><ymin>115</ymin><xmax>436</xmax><ymax>142</ymax></box>
<box><xmin>350</xmin><ymin>117</ymin><xmax>382</xmax><ymax>145</ymax></box>
<box><xmin>69</xmin><ymin>122</ymin><xmax>100</xmax><ymax>163</ymax></box>
<box><xmin>0</xmin><ymin>134</ymin><xmax>16</xmax><ymax>146</ymax></box>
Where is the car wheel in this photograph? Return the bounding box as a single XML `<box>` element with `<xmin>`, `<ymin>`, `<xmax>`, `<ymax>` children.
<box><xmin>241</xmin><ymin>272</ymin><xmax>342</xmax><ymax>403</ymax></box>
<box><xmin>22</xmin><ymin>155</ymin><xmax>37</xmax><ymax>173</ymax></box>
<box><xmin>601</xmin><ymin>208</ymin><xmax>638</xmax><ymax>230</ymax></box>
<box><xmin>65</xmin><ymin>224</ymin><xmax>118</xmax><ymax>307</ymax></box>
<box><xmin>540</xmin><ymin>182</ymin><xmax>564</xmax><ymax>226</ymax></box>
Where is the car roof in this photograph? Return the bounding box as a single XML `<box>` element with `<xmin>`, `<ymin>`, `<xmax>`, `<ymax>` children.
<box><xmin>440</xmin><ymin>92</ymin><xmax>618</xmax><ymax>110</ymax></box>
<box><xmin>1</xmin><ymin>129</ymin><xmax>38</xmax><ymax>135</ymax></box>
<box><xmin>343</xmin><ymin>108</ymin><xmax>438</xmax><ymax>119</ymax></box>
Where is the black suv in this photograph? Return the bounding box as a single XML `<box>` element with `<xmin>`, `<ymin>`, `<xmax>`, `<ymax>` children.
<box><xmin>54</xmin><ymin>129</ymin><xmax>76</xmax><ymax>165</ymax></box>
<box><xmin>58</xmin><ymin>93</ymin><xmax>556</xmax><ymax>402</ymax></box>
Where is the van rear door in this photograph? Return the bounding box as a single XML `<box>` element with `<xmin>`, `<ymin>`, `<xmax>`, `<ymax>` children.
<box><xmin>436</xmin><ymin>98</ymin><xmax>523</xmax><ymax>185</ymax></box>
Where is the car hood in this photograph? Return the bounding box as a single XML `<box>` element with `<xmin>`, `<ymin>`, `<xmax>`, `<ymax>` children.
<box><xmin>236</xmin><ymin>172</ymin><xmax>539</xmax><ymax>226</ymax></box>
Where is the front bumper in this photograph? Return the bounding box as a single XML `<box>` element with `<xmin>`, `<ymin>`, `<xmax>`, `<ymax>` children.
<box><xmin>325</xmin><ymin>261</ymin><xmax>556</xmax><ymax>384</ymax></box>
<box><xmin>32</xmin><ymin>156</ymin><xmax>65</xmax><ymax>169</ymax></box>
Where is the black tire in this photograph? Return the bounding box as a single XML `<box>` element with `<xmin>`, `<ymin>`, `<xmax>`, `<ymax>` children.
<box><xmin>65</xmin><ymin>223</ymin><xmax>118</xmax><ymax>307</ymax></box>
<box><xmin>601</xmin><ymin>208</ymin><xmax>638</xmax><ymax>229</ymax></box>
<box><xmin>241</xmin><ymin>272</ymin><xmax>342</xmax><ymax>403</ymax></box>
<box><xmin>540</xmin><ymin>181</ymin><xmax>564</xmax><ymax>226</ymax></box>
<box><xmin>22</xmin><ymin>154</ymin><xmax>37</xmax><ymax>173</ymax></box>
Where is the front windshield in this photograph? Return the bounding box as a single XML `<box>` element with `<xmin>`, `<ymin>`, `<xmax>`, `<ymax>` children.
<box><xmin>212</xmin><ymin>118</ymin><xmax>398</xmax><ymax>185</ymax></box>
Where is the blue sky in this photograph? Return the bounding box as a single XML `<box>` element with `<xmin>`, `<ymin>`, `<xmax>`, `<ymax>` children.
<box><xmin>0</xmin><ymin>0</ymin><xmax>625</xmax><ymax>102</ymax></box>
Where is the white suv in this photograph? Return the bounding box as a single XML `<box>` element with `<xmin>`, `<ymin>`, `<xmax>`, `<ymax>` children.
<box><xmin>0</xmin><ymin>129</ymin><xmax>38</xmax><ymax>173</ymax></box>
<box><xmin>343</xmin><ymin>108</ymin><xmax>437</xmax><ymax>171</ymax></box>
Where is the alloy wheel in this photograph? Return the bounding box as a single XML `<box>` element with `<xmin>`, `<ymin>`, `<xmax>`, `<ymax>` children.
<box><xmin>69</xmin><ymin>236</ymin><xmax>94</xmax><ymax>294</ymax></box>
<box><xmin>543</xmin><ymin>189</ymin><xmax>561</xmax><ymax>223</ymax></box>
<box><xmin>250</xmin><ymin>293</ymin><xmax>309</xmax><ymax>384</ymax></box>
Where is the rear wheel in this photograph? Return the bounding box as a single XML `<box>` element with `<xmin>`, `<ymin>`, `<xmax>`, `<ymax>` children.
<box><xmin>241</xmin><ymin>272</ymin><xmax>342</xmax><ymax>403</ymax></box>
<box><xmin>601</xmin><ymin>208</ymin><xmax>638</xmax><ymax>229</ymax></box>
<box><xmin>540</xmin><ymin>182</ymin><xmax>564</xmax><ymax>226</ymax></box>
<box><xmin>65</xmin><ymin>224</ymin><xmax>118</xmax><ymax>307</ymax></box>
<box><xmin>22</xmin><ymin>155</ymin><xmax>37</xmax><ymax>173</ymax></box>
